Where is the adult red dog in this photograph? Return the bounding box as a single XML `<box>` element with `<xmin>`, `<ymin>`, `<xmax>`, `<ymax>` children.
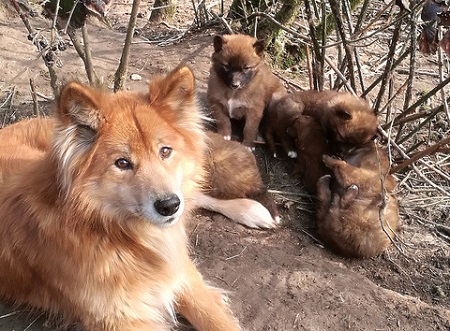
<box><xmin>0</xmin><ymin>66</ymin><xmax>240</xmax><ymax>330</ymax></box>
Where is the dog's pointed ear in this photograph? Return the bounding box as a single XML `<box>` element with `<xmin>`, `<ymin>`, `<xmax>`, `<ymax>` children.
<box><xmin>148</xmin><ymin>66</ymin><xmax>195</xmax><ymax>110</ymax></box>
<box><xmin>335</xmin><ymin>107</ymin><xmax>352</xmax><ymax>121</ymax></box>
<box><xmin>213</xmin><ymin>35</ymin><xmax>226</xmax><ymax>52</ymax></box>
<box><xmin>253</xmin><ymin>39</ymin><xmax>266</xmax><ymax>56</ymax></box>
<box><xmin>58</xmin><ymin>82</ymin><xmax>101</xmax><ymax>131</ymax></box>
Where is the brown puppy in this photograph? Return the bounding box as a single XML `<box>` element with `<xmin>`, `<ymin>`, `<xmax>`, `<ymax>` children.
<box><xmin>196</xmin><ymin>131</ymin><xmax>279</xmax><ymax>228</ymax></box>
<box><xmin>287</xmin><ymin>115</ymin><xmax>330</xmax><ymax>194</ymax></box>
<box><xmin>207</xmin><ymin>34</ymin><xmax>286</xmax><ymax>150</ymax></box>
<box><xmin>261</xmin><ymin>92</ymin><xmax>305</xmax><ymax>158</ymax></box>
<box><xmin>316</xmin><ymin>142</ymin><xmax>399</xmax><ymax>258</ymax></box>
<box><xmin>293</xmin><ymin>90</ymin><xmax>378</xmax><ymax>155</ymax></box>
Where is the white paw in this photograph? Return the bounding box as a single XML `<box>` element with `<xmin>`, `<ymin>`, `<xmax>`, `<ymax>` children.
<box><xmin>237</xmin><ymin>200</ymin><xmax>277</xmax><ymax>229</ymax></box>
<box><xmin>223</xmin><ymin>135</ymin><xmax>231</xmax><ymax>140</ymax></box>
<box><xmin>274</xmin><ymin>215</ymin><xmax>281</xmax><ymax>224</ymax></box>
<box><xmin>245</xmin><ymin>146</ymin><xmax>255</xmax><ymax>152</ymax></box>
<box><xmin>273</xmin><ymin>152</ymin><xmax>278</xmax><ymax>158</ymax></box>
<box><xmin>288</xmin><ymin>150</ymin><xmax>297</xmax><ymax>158</ymax></box>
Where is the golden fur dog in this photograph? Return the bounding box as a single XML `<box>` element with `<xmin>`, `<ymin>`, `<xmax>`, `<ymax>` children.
<box><xmin>287</xmin><ymin>115</ymin><xmax>330</xmax><ymax>194</ymax></box>
<box><xmin>197</xmin><ymin>131</ymin><xmax>279</xmax><ymax>228</ymax></box>
<box><xmin>261</xmin><ymin>92</ymin><xmax>305</xmax><ymax>158</ymax></box>
<box><xmin>316</xmin><ymin>142</ymin><xmax>399</xmax><ymax>258</ymax></box>
<box><xmin>0</xmin><ymin>67</ymin><xmax>240</xmax><ymax>330</ymax></box>
<box><xmin>293</xmin><ymin>90</ymin><xmax>378</xmax><ymax>155</ymax></box>
<box><xmin>207</xmin><ymin>34</ymin><xmax>286</xmax><ymax>150</ymax></box>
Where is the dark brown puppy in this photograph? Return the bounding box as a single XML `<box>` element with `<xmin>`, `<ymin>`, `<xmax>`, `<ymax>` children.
<box><xmin>293</xmin><ymin>90</ymin><xmax>378</xmax><ymax>155</ymax></box>
<box><xmin>316</xmin><ymin>142</ymin><xmax>399</xmax><ymax>258</ymax></box>
<box><xmin>287</xmin><ymin>115</ymin><xmax>330</xmax><ymax>194</ymax></box>
<box><xmin>207</xmin><ymin>34</ymin><xmax>286</xmax><ymax>150</ymax></box>
<box><xmin>261</xmin><ymin>92</ymin><xmax>305</xmax><ymax>158</ymax></box>
<box><xmin>201</xmin><ymin>131</ymin><xmax>279</xmax><ymax>228</ymax></box>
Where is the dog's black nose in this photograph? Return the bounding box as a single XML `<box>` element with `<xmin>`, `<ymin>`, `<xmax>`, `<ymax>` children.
<box><xmin>154</xmin><ymin>195</ymin><xmax>181</xmax><ymax>216</ymax></box>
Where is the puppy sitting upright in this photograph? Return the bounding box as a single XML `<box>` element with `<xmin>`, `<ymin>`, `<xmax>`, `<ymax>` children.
<box><xmin>207</xmin><ymin>34</ymin><xmax>286</xmax><ymax>150</ymax></box>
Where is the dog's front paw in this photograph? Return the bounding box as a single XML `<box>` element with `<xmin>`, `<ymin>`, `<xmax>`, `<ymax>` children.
<box><xmin>244</xmin><ymin>145</ymin><xmax>255</xmax><ymax>153</ymax></box>
<box><xmin>238</xmin><ymin>200</ymin><xmax>277</xmax><ymax>229</ymax></box>
<box><xmin>322</xmin><ymin>154</ymin><xmax>339</xmax><ymax>167</ymax></box>
<box><xmin>287</xmin><ymin>150</ymin><xmax>297</xmax><ymax>158</ymax></box>
<box><xmin>223</xmin><ymin>135</ymin><xmax>231</xmax><ymax>141</ymax></box>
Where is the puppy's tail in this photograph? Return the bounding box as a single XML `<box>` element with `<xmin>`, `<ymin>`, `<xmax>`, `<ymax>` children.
<box><xmin>195</xmin><ymin>193</ymin><xmax>279</xmax><ymax>229</ymax></box>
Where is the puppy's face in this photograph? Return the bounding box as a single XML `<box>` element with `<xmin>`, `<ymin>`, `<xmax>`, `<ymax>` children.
<box><xmin>211</xmin><ymin>34</ymin><xmax>265</xmax><ymax>90</ymax></box>
<box><xmin>323</xmin><ymin>94</ymin><xmax>378</xmax><ymax>155</ymax></box>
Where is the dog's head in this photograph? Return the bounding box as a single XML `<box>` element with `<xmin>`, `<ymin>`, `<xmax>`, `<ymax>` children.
<box><xmin>322</xmin><ymin>93</ymin><xmax>378</xmax><ymax>155</ymax></box>
<box><xmin>211</xmin><ymin>34</ymin><xmax>265</xmax><ymax>90</ymax></box>
<box><xmin>53</xmin><ymin>66</ymin><xmax>206</xmax><ymax>228</ymax></box>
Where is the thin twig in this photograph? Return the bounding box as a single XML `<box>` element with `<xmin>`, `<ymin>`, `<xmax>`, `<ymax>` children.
<box><xmin>373</xmin><ymin>17</ymin><xmax>402</xmax><ymax>114</ymax></box>
<box><xmin>114</xmin><ymin>0</ymin><xmax>141</xmax><ymax>91</ymax></box>
<box><xmin>329</xmin><ymin>0</ymin><xmax>356</xmax><ymax>93</ymax></box>
<box><xmin>63</xmin><ymin>0</ymin><xmax>80</xmax><ymax>33</ymax></box>
<box><xmin>324</xmin><ymin>55</ymin><xmax>356</xmax><ymax>95</ymax></box>
<box><xmin>81</xmin><ymin>24</ymin><xmax>98</xmax><ymax>86</ymax></box>
<box><xmin>396</xmin><ymin>75</ymin><xmax>450</xmax><ymax>120</ymax></box>
<box><xmin>10</xmin><ymin>0</ymin><xmax>60</xmax><ymax>96</ymax></box>
<box><xmin>246</xmin><ymin>12</ymin><xmax>309</xmax><ymax>44</ymax></box>
<box><xmin>29</xmin><ymin>78</ymin><xmax>39</xmax><ymax>117</ymax></box>
<box><xmin>391</xmin><ymin>135</ymin><xmax>450</xmax><ymax>173</ymax></box>
<box><xmin>376</xmin><ymin>134</ymin><xmax>409</xmax><ymax>258</ymax></box>
<box><xmin>396</xmin><ymin>104</ymin><xmax>444</xmax><ymax>144</ymax></box>
<box><xmin>361</xmin><ymin>47</ymin><xmax>411</xmax><ymax>98</ymax></box>
<box><xmin>378</xmin><ymin>126</ymin><xmax>450</xmax><ymax>196</ymax></box>
<box><xmin>402</xmin><ymin>0</ymin><xmax>417</xmax><ymax>111</ymax></box>
<box><xmin>225</xmin><ymin>246</ymin><xmax>247</xmax><ymax>261</ymax></box>
<box><xmin>438</xmin><ymin>26</ymin><xmax>450</xmax><ymax>122</ymax></box>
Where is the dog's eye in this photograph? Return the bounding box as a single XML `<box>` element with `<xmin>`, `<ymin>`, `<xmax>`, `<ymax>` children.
<box><xmin>115</xmin><ymin>158</ymin><xmax>133</xmax><ymax>170</ymax></box>
<box><xmin>160</xmin><ymin>146</ymin><xmax>172</xmax><ymax>160</ymax></box>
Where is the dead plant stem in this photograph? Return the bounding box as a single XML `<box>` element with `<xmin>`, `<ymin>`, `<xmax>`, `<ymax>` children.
<box><xmin>114</xmin><ymin>0</ymin><xmax>141</xmax><ymax>91</ymax></box>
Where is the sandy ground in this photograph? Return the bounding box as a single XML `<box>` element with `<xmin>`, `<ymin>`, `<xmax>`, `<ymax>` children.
<box><xmin>0</xmin><ymin>1</ymin><xmax>449</xmax><ymax>330</ymax></box>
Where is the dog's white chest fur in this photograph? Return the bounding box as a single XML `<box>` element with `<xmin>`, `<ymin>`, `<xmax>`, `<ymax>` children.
<box><xmin>227</xmin><ymin>98</ymin><xmax>245</xmax><ymax>119</ymax></box>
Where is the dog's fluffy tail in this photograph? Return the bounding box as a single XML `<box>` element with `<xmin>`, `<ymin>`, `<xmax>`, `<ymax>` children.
<box><xmin>195</xmin><ymin>193</ymin><xmax>279</xmax><ymax>229</ymax></box>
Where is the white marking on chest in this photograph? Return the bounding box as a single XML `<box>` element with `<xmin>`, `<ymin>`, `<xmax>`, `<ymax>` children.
<box><xmin>227</xmin><ymin>98</ymin><xmax>244</xmax><ymax>119</ymax></box>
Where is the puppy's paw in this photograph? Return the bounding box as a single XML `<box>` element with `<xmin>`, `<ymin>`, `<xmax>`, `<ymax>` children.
<box><xmin>317</xmin><ymin>174</ymin><xmax>332</xmax><ymax>187</ymax></box>
<box><xmin>288</xmin><ymin>150</ymin><xmax>298</xmax><ymax>158</ymax></box>
<box><xmin>322</xmin><ymin>154</ymin><xmax>338</xmax><ymax>167</ymax></box>
<box><xmin>245</xmin><ymin>145</ymin><xmax>255</xmax><ymax>152</ymax></box>
<box><xmin>223</xmin><ymin>135</ymin><xmax>231</xmax><ymax>141</ymax></box>
<box><xmin>274</xmin><ymin>215</ymin><xmax>282</xmax><ymax>224</ymax></box>
<box><xmin>341</xmin><ymin>184</ymin><xmax>359</xmax><ymax>208</ymax></box>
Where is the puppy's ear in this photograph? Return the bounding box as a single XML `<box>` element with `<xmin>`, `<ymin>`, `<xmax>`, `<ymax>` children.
<box><xmin>253</xmin><ymin>39</ymin><xmax>265</xmax><ymax>56</ymax></box>
<box><xmin>335</xmin><ymin>107</ymin><xmax>352</xmax><ymax>121</ymax></box>
<box><xmin>213</xmin><ymin>35</ymin><xmax>225</xmax><ymax>52</ymax></box>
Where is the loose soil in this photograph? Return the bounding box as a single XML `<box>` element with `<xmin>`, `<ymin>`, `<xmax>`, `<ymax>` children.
<box><xmin>0</xmin><ymin>1</ymin><xmax>449</xmax><ymax>330</ymax></box>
